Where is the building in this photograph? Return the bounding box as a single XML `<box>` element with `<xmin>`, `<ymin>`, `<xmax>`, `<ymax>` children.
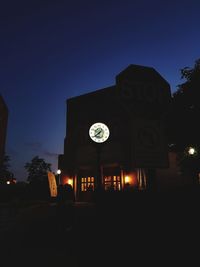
<box><xmin>59</xmin><ymin>64</ymin><xmax>178</xmax><ymax>200</ymax></box>
<box><xmin>0</xmin><ymin>95</ymin><xmax>8</xmax><ymax>164</ymax></box>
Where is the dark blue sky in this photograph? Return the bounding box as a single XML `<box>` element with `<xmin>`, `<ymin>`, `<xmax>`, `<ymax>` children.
<box><xmin>1</xmin><ymin>0</ymin><xmax>200</xmax><ymax>181</ymax></box>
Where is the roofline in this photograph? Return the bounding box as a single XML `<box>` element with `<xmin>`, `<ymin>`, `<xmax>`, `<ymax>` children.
<box><xmin>66</xmin><ymin>85</ymin><xmax>115</xmax><ymax>103</ymax></box>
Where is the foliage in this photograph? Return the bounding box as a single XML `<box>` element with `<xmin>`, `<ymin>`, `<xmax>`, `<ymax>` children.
<box><xmin>0</xmin><ymin>155</ymin><xmax>14</xmax><ymax>183</ymax></box>
<box><xmin>174</xmin><ymin>58</ymin><xmax>200</xmax><ymax>110</ymax></box>
<box><xmin>179</xmin><ymin>58</ymin><xmax>200</xmax><ymax>82</ymax></box>
<box><xmin>24</xmin><ymin>156</ymin><xmax>51</xmax><ymax>184</ymax></box>
<box><xmin>167</xmin><ymin>58</ymin><xmax>200</xmax><ymax>150</ymax></box>
<box><xmin>169</xmin><ymin>58</ymin><xmax>200</xmax><ymax>182</ymax></box>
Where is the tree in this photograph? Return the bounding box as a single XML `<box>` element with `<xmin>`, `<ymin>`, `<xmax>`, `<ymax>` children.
<box><xmin>167</xmin><ymin>58</ymin><xmax>200</xmax><ymax>149</ymax></box>
<box><xmin>25</xmin><ymin>156</ymin><xmax>51</xmax><ymax>184</ymax></box>
<box><xmin>0</xmin><ymin>155</ymin><xmax>14</xmax><ymax>183</ymax></box>
<box><xmin>179</xmin><ymin>58</ymin><xmax>200</xmax><ymax>83</ymax></box>
<box><xmin>169</xmin><ymin>59</ymin><xmax>200</xmax><ymax>184</ymax></box>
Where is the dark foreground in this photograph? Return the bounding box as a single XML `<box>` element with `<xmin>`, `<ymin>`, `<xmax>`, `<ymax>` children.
<box><xmin>1</xmin><ymin>189</ymin><xmax>200</xmax><ymax>266</ymax></box>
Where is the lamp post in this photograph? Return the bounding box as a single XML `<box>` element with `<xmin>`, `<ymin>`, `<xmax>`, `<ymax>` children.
<box><xmin>96</xmin><ymin>145</ymin><xmax>102</xmax><ymax>191</ymax></box>
<box><xmin>89</xmin><ymin>122</ymin><xmax>110</xmax><ymax>192</ymax></box>
<box><xmin>57</xmin><ymin>169</ymin><xmax>61</xmax><ymax>185</ymax></box>
<box><xmin>183</xmin><ymin>146</ymin><xmax>199</xmax><ymax>185</ymax></box>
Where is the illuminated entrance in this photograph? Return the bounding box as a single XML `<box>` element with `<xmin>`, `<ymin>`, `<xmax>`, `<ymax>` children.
<box><xmin>79</xmin><ymin>166</ymin><xmax>122</xmax><ymax>196</ymax></box>
<box><xmin>76</xmin><ymin>168</ymin><xmax>149</xmax><ymax>200</ymax></box>
<box><xmin>79</xmin><ymin>175</ymin><xmax>122</xmax><ymax>191</ymax></box>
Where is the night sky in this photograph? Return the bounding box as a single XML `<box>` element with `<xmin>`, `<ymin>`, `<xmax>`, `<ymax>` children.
<box><xmin>1</xmin><ymin>0</ymin><xmax>200</xmax><ymax>181</ymax></box>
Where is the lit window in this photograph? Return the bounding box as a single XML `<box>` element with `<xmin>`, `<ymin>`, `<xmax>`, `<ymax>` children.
<box><xmin>104</xmin><ymin>175</ymin><xmax>121</xmax><ymax>191</ymax></box>
<box><xmin>81</xmin><ymin>176</ymin><xmax>95</xmax><ymax>191</ymax></box>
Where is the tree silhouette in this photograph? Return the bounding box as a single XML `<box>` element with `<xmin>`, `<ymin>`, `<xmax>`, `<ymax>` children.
<box><xmin>25</xmin><ymin>156</ymin><xmax>51</xmax><ymax>184</ymax></box>
<box><xmin>0</xmin><ymin>155</ymin><xmax>14</xmax><ymax>183</ymax></box>
<box><xmin>167</xmin><ymin>58</ymin><xmax>200</xmax><ymax>149</ymax></box>
<box><xmin>169</xmin><ymin>59</ymin><xmax>200</xmax><ymax>184</ymax></box>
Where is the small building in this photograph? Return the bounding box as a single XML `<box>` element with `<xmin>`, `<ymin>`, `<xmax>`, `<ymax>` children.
<box><xmin>58</xmin><ymin>64</ymin><xmax>180</xmax><ymax>201</ymax></box>
<box><xmin>0</xmin><ymin>95</ymin><xmax>8</xmax><ymax>164</ymax></box>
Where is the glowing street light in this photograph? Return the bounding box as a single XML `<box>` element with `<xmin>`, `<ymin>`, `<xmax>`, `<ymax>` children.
<box><xmin>57</xmin><ymin>169</ymin><xmax>61</xmax><ymax>175</ymax></box>
<box><xmin>188</xmin><ymin>147</ymin><xmax>196</xmax><ymax>155</ymax></box>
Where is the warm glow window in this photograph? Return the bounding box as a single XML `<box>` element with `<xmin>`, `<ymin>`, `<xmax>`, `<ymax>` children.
<box><xmin>81</xmin><ymin>177</ymin><xmax>95</xmax><ymax>191</ymax></box>
<box><xmin>104</xmin><ymin>175</ymin><xmax>121</xmax><ymax>191</ymax></box>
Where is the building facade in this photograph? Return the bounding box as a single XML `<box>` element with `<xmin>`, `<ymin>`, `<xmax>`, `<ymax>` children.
<box><xmin>0</xmin><ymin>95</ymin><xmax>8</xmax><ymax>164</ymax></box>
<box><xmin>59</xmin><ymin>65</ymin><xmax>175</xmax><ymax>200</ymax></box>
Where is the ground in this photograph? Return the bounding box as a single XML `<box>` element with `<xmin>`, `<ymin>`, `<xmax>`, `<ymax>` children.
<box><xmin>0</xmin><ymin>189</ymin><xmax>199</xmax><ymax>266</ymax></box>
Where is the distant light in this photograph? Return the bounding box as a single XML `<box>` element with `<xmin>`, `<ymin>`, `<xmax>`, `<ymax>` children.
<box><xmin>57</xmin><ymin>169</ymin><xmax>61</xmax><ymax>174</ymax></box>
<box><xmin>6</xmin><ymin>181</ymin><xmax>10</xmax><ymax>185</ymax></box>
<box><xmin>188</xmin><ymin>147</ymin><xmax>196</xmax><ymax>155</ymax></box>
<box><xmin>169</xmin><ymin>143</ymin><xmax>175</xmax><ymax>147</ymax></box>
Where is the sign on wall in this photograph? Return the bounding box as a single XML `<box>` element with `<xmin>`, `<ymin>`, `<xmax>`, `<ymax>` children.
<box><xmin>115</xmin><ymin>64</ymin><xmax>171</xmax><ymax>115</ymax></box>
<box><xmin>131</xmin><ymin>119</ymin><xmax>169</xmax><ymax>168</ymax></box>
<box><xmin>116</xmin><ymin>79</ymin><xmax>170</xmax><ymax>113</ymax></box>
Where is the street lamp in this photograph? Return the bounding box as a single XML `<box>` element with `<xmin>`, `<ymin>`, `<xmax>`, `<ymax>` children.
<box><xmin>188</xmin><ymin>147</ymin><xmax>196</xmax><ymax>155</ymax></box>
<box><xmin>57</xmin><ymin>169</ymin><xmax>61</xmax><ymax>185</ymax></box>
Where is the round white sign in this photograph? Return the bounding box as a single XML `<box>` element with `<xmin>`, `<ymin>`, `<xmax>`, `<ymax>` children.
<box><xmin>89</xmin><ymin>122</ymin><xmax>110</xmax><ymax>143</ymax></box>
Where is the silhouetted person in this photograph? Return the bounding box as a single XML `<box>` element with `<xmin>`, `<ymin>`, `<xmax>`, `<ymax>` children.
<box><xmin>87</xmin><ymin>184</ymin><xmax>93</xmax><ymax>191</ymax></box>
